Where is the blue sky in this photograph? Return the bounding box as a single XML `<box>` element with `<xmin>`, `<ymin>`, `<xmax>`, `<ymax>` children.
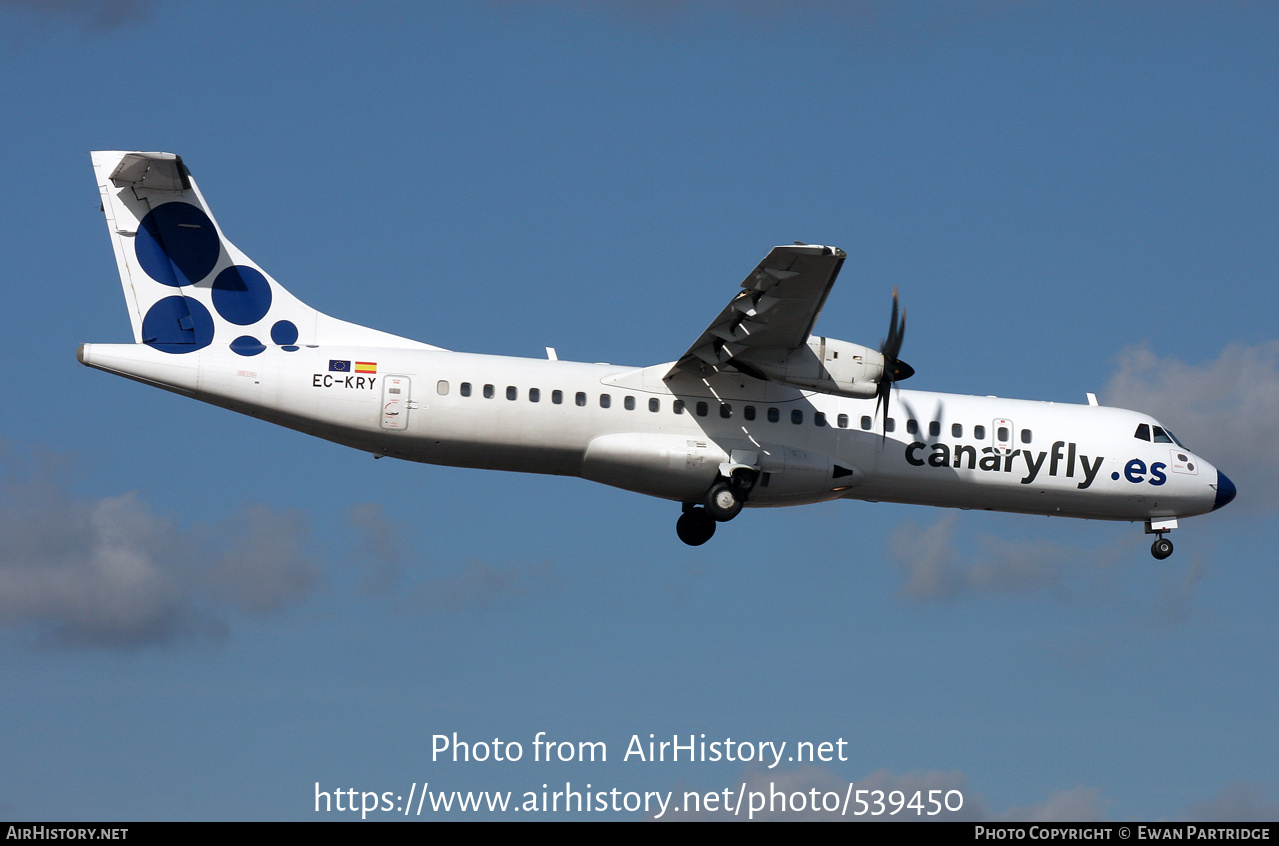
<box><xmin>1</xmin><ymin>0</ymin><xmax>1276</xmax><ymax>821</ymax></box>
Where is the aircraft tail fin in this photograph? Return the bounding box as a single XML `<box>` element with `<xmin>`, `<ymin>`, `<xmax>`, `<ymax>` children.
<box><xmin>91</xmin><ymin>151</ymin><xmax>436</xmax><ymax>355</ymax></box>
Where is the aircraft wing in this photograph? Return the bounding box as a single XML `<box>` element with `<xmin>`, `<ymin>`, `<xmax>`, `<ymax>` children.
<box><xmin>668</xmin><ymin>244</ymin><xmax>846</xmax><ymax>378</ymax></box>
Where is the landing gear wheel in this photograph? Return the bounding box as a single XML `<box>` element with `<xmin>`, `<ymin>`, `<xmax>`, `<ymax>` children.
<box><xmin>704</xmin><ymin>482</ymin><xmax>744</xmax><ymax>522</ymax></box>
<box><xmin>1151</xmin><ymin>537</ymin><xmax>1174</xmax><ymax>560</ymax></box>
<box><xmin>676</xmin><ymin>508</ymin><xmax>716</xmax><ymax>546</ymax></box>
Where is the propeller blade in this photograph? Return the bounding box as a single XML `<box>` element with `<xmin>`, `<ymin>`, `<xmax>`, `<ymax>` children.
<box><xmin>875</xmin><ymin>379</ymin><xmax>891</xmax><ymax>441</ymax></box>
<box><xmin>876</xmin><ymin>288</ymin><xmax>912</xmax><ymax>438</ymax></box>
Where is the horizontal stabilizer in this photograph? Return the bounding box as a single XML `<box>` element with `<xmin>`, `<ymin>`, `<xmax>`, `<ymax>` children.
<box><xmin>108</xmin><ymin>153</ymin><xmax>191</xmax><ymax>192</ymax></box>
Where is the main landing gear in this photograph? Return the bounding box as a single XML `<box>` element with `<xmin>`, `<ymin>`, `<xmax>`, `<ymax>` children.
<box><xmin>676</xmin><ymin>505</ymin><xmax>717</xmax><ymax>546</ymax></box>
<box><xmin>676</xmin><ymin>469</ymin><xmax>758</xmax><ymax>546</ymax></box>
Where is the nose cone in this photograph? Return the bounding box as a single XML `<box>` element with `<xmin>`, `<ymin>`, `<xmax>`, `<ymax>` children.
<box><xmin>1213</xmin><ymin>471</ymin><xmax>1237</xmax><ymax>511</ymax></box>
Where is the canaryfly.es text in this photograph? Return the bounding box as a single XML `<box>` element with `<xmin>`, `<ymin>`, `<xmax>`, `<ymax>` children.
<box><xmin>905</xmin><ymin>439</ymin><xmax>1105</xmax><ymax>489</ymax></box>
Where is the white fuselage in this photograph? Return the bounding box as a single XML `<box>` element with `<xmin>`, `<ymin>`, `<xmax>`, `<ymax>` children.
<box><xmin>78</xmin><ymin>342</ymin><xmax>1224</xmax><ymax>525</ymax></box>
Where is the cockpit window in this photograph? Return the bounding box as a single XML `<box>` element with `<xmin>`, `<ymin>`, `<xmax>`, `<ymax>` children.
<box><xmin>1134</xmin><ymin>423</ymin><xmax>1151</xmax><ymax>441</ymax></box>
<box><xmin>1153</xmin><ymin>426</ymin><xmax>1183</xmax><ymax>446</ymax></box>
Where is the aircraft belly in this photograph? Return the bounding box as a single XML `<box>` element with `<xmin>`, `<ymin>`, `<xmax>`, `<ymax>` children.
<box><xmin>581</xmin><ymin>433</ymin><xmax>726</xmax><ymax>500</ymax></box>
<box><xmin>393</xmin><ymin>401</ymin><xmax>597</xmax><ymax>476</ymax></box>
<box><xmin>399</xmin><ymin>437</ymin><xmax>583</xmax><ymax>475</ymax></box>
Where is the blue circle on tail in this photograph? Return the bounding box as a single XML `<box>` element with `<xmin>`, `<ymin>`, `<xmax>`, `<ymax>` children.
<box><xmin>135</xmin><ymin>202</ymin><xmax>221</xmax><ymax>287</ymax></box>
<box><xmin>270</xmin><ymin>320</ymin><xmax>298</xmax><ymax>345</ymax></box>
<box><xmin>141</xmin><ymin>296</ymin><xmax>215</xmax><ymax>353</ymax></box>
<box><xmin>230</xmin><ymin>335</ymin><xmax>266</xmax><ymax>356</ymax></box>
<box><xmin>212</xmin><ymin>265</ymin><xmax>273</xmax><ymax>325</ymax></box>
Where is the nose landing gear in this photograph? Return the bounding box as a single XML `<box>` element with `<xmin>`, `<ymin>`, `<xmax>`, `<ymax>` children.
<box><xmin>1145</xmin><ymin>518</ymin><xmax>1177</xmax><ymax>560</ymax></box>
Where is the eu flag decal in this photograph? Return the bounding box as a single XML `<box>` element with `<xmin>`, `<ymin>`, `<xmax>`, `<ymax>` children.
<box><xmin>329</xmin><ymin>360</ymin><xmax>351</xmax><ymax>372</ymax></box>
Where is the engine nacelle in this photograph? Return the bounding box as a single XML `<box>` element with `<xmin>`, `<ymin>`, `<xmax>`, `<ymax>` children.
<box><xmin>735</xmin><ymin>336</ymin><xmax>884</xmax><ymax>399</ymax></box>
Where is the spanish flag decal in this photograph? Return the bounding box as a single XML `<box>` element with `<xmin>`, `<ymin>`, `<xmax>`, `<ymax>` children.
<box><xmin>355</xmin><ymin>361</ymin><xmax>377</xmax><ymax>374</ymax></box>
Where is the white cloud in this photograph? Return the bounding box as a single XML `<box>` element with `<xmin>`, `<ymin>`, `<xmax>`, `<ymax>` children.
<box><xmin>1105</xmin><ymin>341</ymin><xmax>1279</xmax><ymax>512</ymax></box>
<box><xmin>886</xmin><ymin>513</ymin><xmax>1124</xmax><ymax>603</ymax></box>
<box><xmin>995</xmin><ymin>786</ymin><xmax>1108</xmax><ymax>822</ymax></box>
<box><xmin>197</xmin><ymin>505</ymin><xmax>317</xmax><ymax>614</ymax></box>
<box><xmin>344</xmin><ymin>501</ymin><xmax>555</xmax><ymax>613</ymax></box>
<box><xmin>1180</xmin><ymin>782</ymin><xmax>1279</xmax><ymax>822</ymax></box>
<box><xmin>0</xmin><ymin>457</ymin><xmax>319</xmax><ymax>648</ymax></box>
<box><xmin>887</xmin><ymin>513</ymin><xmax>965</xmax><ymax>600</ymax></box>
<box><xmin>660</xmin><ymin>767</ymin><xmax>1278</xmax><ymax>821</ymax></box>
<box><xmin>669</xmin><ymin>765</ymin><xmax>983</xmax><ymax>821</ymax></box>
<box><xmin>345</xmin><ymin>502</ymin><xmax>408</xmax><ymax>595</ymax></box>
<box><xmin>664</xmin><ymin>766</ymin><xmax>1116</xmax><ymax>821</ymax></box>
<box><xmin>0</xmin><ymin>447</ymin><xmax>557</xmax><ymax>648</ymax></box>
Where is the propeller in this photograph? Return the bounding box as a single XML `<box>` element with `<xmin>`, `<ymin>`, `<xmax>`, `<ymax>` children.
<box><xmin>875</xmin><ymin>288</ymin><xmax>914</xmax><ymax>436</ymax></box>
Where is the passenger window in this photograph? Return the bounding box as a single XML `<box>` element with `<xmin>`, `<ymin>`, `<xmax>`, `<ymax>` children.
<box><xmin>552</xmin><ymin>390</ymin><xmax>563</xmax><ymax>404</ymax></box>
<box><xmin>838</xmin><ymin>414</ymin><xmax>849</xmax><ymax>429</ymax></box>
<box><xmin>952</xmin><ymin>423</ymin><xmax>963</xmax><ymax>438</ymax></box>
<box><xmin>673</xmin><ymin>400</ymin><xmax>685</xmax><ymax>415</ymax></box>
<box><xmin>575</xmin><ymin>392</ymin><xmax>586</xmax><ymax>407</ymax></box>
<box><xmin>624</xmin><ymin>396</ymin><xmax>635</xmax><ymax>411</ymax></box>
<box><xmin>744</xmin><ymin>406</ymin><xmax>756</xmax><ymax>421</ymax></box>
<box><xmin>791</xmin><ymin>409</ymin><xmax>803</xmax><ymax>424</ymax></box>
<box><xmin>649</xmin><ymin>398</ymin><xmax>660</xmax><ymax>412</ymax></box>
<box><xmin>506</xmin><ymin>386</ymin><xmax>517</xmax><ymax>401</ymax></box>
<box><xmin>974</xmin><ymin>425</ymin><xmax>985</xmax><ymax>440</ymax></box>
<box><xmin>997</xmin><ymin>426</ymin><xmax>1009</xmax><ymax>442</ymax></box>
<box><xmin>814</xmin><ymin>412</ymin><xmax>827</xmax><ymax>427</ymax></box>
<box><xmin>906</xmin><ymin>419</ymin><xmax>918</xmax><ymax>434</ymax></box>
<box><xmin>600</xmin><ymin>394</ymin><xmax>611</xmax><ymax>409</ymax></box>
<box><xmin>460</xmin><ymin>382</ymin><xmax>471</xmax><ymax>397</ymax></box>
<box><xmin>484</xmin><ymin>384</ymin><xmax>495</xmax><ymax>399</ymax></box>
<box><xmin>861</xmin><ymin>415</ymin><xmax>872</xmax><ymax>430</ymax></box>
<box><xmin>767</xmin><ymin>408</ymin><xmax>780</xmax><ymax>423</ymax></box>
<box><xmin>437</xmin><ymin>380</ymin><xmax>449</xmax><ymax>396</ymax></box>
<box><xmin>696</xmin><ymin>402</ymin><xmax>708</xmax><ymax>417</ymax></box>
<box><xmin>529</xmin><ymin>388</ymin><xmax>540</xmax><ymax>403</ymax></box>
<box><xmin>1020</xmin><ymin>428</ymin><xmax>1032</xmax><ymax>444</ymax></box>
<box><xmin>885</xmin><ymin>418</ymin><xmax>896</xmax><ymax>433</ymax></box>
<box><xmin>1152</xmin><ymin>426</ymin><xmax>1174</xmax><ymax>444</ymax></box>
<box><xmin>720</xmin><ymin>404</ymin><xmax>732</xmax><ymax>419</ymax></box>
<box><xmin>1134</xmin><ymin>424</ymin><xmax>1151</xmax><ymax>441</ymax></box>
<box><xmin>929</xmin><ymin>421</ymin><xmax>940</xmax><ymax>437</ymax></box>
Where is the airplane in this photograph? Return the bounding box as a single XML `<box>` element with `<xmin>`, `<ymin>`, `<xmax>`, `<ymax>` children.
<box><xmin>79</xmin><ymin>151</ymin><xmax>1236</xmax><ymax>559</ymax></box>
